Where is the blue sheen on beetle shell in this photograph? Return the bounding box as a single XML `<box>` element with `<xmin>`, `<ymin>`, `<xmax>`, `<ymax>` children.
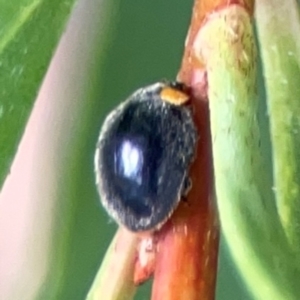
<box><xmin>95</xmin><ymin>82</ymin><xmax>198</xmax><ymax>232</ymax></box>
<box><xmin>117</xmin><ymin>140</ymin><xmax>143</xmax><ymax>184</ymax></box>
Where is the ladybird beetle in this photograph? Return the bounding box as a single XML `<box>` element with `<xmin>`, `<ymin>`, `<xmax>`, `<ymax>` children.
<box><xmin>95</xmin><ymin>81</ymin><xmax>198</xmax><ymax>232</ymax></box>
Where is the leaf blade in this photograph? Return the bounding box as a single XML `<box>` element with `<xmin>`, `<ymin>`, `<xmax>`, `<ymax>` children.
<box><xmin>256</xmin><ymin>0</ymin><xmax>300</xmax><ymax>250</ymax></box>
<box><xmin>0</xmin><ymin>0</ymin><xmax>77</xmax><ymax>187</ymax></box>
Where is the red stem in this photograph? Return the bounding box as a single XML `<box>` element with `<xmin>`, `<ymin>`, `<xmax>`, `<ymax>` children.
<box><xmin>136</xmin><ymin>0</ymin><xmax>254</xmax><ymax>298</ymax></box>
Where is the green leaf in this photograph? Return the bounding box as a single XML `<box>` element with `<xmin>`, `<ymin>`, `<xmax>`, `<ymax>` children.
<box><xmin>0</xmin><ymin>0</ymin><xmax>77</xmax><ymax>187</ymax></box>
<box><xmin>256</xmin><ymin>0</ymin><xmax>300</xmax><ymax>250</ymax></box>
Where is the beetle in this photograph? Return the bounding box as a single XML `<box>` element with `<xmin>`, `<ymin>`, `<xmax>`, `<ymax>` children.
<box><xmin>95</xmin><ymin>81</ymin><xmax>198</xmax><ymax>232</ymax></box>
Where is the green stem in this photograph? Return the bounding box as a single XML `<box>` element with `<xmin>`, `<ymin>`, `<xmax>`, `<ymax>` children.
<box><xmin>196</xmin><ymin>5</ymin><xmax>300</xmax><ymax>299</ymax></box>
<box><xmin>86</xmin><ymin>228</ymin><xmax>137</xmax><ymax>300</ymax></box>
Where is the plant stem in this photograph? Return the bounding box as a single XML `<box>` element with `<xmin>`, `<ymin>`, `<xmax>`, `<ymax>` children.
<box><xmin>197</xmin><ymin>3</ymin><xmax>300</xmax><ymax>299</ymax></box>
<box><xmin>86</xmin><ymin>228</ymin><xmax>138</xmax><ymax>300</ymax></box>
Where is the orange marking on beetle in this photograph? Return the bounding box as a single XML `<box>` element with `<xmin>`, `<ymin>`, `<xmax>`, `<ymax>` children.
<box><xmin>160</xmin><ymin>87</ymin><xmax>189</xmax><ymax>106</ymax></box>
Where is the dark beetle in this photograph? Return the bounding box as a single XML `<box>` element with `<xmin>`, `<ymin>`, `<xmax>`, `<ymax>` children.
<box><xmin>95</xmin><ymin>81</ymin><xmax>198</xmax><ymax>232</ymax></box>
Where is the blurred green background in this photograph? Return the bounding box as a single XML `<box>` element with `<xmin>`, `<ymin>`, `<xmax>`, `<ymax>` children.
<box><xmin>0</xmin><ymin>0</ymin><xmax>260</xmax><ymax>299</ymax></box>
